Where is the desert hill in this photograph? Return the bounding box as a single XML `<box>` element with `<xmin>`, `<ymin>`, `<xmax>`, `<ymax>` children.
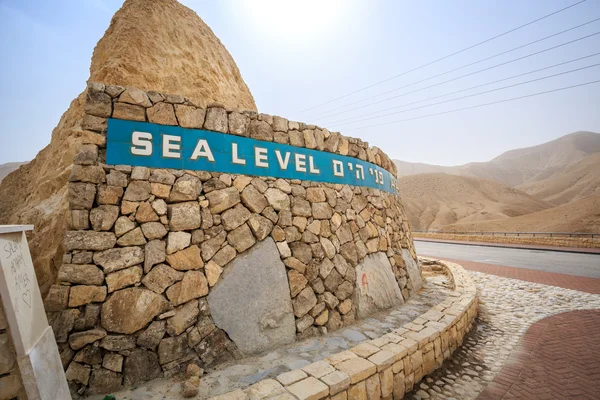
<box><xmin>516</xmin><ymin>153</ymin><xmax>600</xmax><ymax>205</ymax></box>
<box><xmin>0</xmin><ymin>162</ymin><xmax>26</xmax><ymax>183</ymax></box>
<box><xmin>394</xmin><ymin>131</ymin><xmax>600</xmax><ymax>233</ymax></box>
<box><xmin>0</xmin><ymin>0</ymin><xmax>257</xmax><ymax>293</ymax></box>
<box><xmin>397</xmin><ymin>173</ymin><xmax>551</xmax><ymax>231</ymax></box>
<box><xmin>395</xmin><ymin>131</ymin><xmax>600</xmax><ymax>188</ymax></box>
<box><xmin>444</xmin><ymin>195</ymin><xmax>600</xmax><ymax>233</ymax></box>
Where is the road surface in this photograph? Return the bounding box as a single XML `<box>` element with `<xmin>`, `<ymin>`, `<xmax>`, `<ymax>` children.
<box><xmin>415</xmin><ymin>240</ymin><xmax>600</xmax><ymax>279</ymax></box>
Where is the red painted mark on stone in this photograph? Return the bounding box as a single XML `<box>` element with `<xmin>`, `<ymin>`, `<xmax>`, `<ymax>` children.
<box><xmin>361</xmin><ymin>273</ymin><xmax>369</xmax><ymax>291</ymax></box>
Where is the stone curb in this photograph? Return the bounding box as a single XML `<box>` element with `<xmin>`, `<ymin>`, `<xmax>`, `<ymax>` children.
<box><xmin>208</xmin><ymin>259</ymin><xmax>478</xmax><ymax>400</ymax></box>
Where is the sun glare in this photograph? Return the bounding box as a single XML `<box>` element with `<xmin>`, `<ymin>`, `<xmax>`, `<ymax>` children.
<box><xmin>234</xmin><ymin>0</ymin><xmax>349</xmax><ymax>42</ymax></box>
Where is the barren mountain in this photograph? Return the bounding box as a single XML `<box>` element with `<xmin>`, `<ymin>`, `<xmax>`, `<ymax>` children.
<box><xmin>397</xmin><ymin>173</ymin><xmax>551</xmax><ymax>231</ymax></box>
<box><xmin>395</xmin><ymin>131</ymin><xmax>600</xmax><ymax>188</ymax></box>
<box><xmin>0</xmin><ymin>0</ymin><xmax>257</xmax><ymax>294</ymax></box>
<box><xmin>516</xmin><ymin>153</ymin><xmax>600</xmax><ymax>205</ymax></box>
<box><xmin>0</xmin><ymin>162</ymin><xmax>26</xmax><ymax>183</ymax></box>
<box><xmin>444</xmin><ymin>195</ymin><xmax>600</xmax><ymax>233</ymax></box>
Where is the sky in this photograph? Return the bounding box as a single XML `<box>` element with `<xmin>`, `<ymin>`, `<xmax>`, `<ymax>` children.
<box><xmin>0</xmin><ymin>0</ymin><xmax>599</xmax><ymax>166</ymax></box>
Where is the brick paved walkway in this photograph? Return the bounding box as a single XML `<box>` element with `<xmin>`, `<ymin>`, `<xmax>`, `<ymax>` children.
<box><xmin>440</xmin><ymin>258</ymin><xmax>600</xmax><ymax>294</ymax></box>
<box><xmin>415</xmin><ymin>237</ymin><xmax>600</xmax><ymax>255</ymax></box>
<box><xmin>476</xmin><ymin>310</ymin><xmax>600</xmax><ymax>400</ymax></box>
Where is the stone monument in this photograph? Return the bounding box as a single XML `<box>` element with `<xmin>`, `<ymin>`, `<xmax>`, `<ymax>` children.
<box><xmin>0</xmin><ymin>225</ymin><xmax>70</xmax><ymax>400</ymax></box>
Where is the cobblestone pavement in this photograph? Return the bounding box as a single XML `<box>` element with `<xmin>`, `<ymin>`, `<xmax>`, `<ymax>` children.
<box><xmin>88</xmin><ymin>273</ymin><xmax>454</xmax><ymax>399</ymax></box>
<box><xmin>477</xmin><ymin>309</ymin><xmax>600</xmax><ymax>400</ymax></box>
<box><xmin>404</xmin><ymin>271</ymin><xmax>600</xmax><ymax>400</ymax></box>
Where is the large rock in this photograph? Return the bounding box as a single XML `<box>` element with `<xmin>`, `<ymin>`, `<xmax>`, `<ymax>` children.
<box><xmin>0</xmin><ymin>0</ymin><xmax>257</xmax><ymax>296</ymax></box>
<box><xmin>208</xmin><ymin>238</ymin><xmax>295</xmax><ymax>355</ymax></box>
<box><xmin>355</xmin><ymin>252</ymin><xmax>404</xmax><ymax>318</ymax></box>
<box><xmin>101</xmin><ymin>288</ymin><xmax>170</xmax><ymax>334</ymax></box>
<box><xmin>402</xmin><ymin>248</ymin><xmax>423</xmax><ymax>293</ymax></box>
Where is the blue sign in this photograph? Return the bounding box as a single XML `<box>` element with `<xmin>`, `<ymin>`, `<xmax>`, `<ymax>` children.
<box><xmin>106</xmin><ymin>119</ymin><xmax>397</xmax><ymax>194</ymax></box>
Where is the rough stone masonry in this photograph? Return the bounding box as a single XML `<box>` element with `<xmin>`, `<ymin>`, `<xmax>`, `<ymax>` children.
<box><xmin>45</xmin><ymin>83</ymin><xmax>422</xmax><ymax>397</ymax></box>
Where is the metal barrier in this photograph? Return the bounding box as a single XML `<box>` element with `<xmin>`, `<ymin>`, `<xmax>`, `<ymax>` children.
<box><xmin>413</xmin><ymin>231</ymin><xmax>598</xmax><ymax>239</ymax></box>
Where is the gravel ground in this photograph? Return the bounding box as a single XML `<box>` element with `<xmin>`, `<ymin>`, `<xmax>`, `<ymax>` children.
<box><xmin>405</xmin><ymin>271</ymin><xmax>600</xmax><ymax>400</ymax></box>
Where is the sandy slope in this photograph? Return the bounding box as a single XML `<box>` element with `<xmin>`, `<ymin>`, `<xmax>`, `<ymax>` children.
<box><xmin>394</xmin><ymin>131</ymin><xmax>600</xmax><ymax>188</ymax></box>
<box><xmin>0</xmin><ymin>162</ymin><xmax>26</xmax><ymax>183</ymax></box>
<box><xmin>444</xmin><ymin>195</ymin><xmax>600</xmax><ymax>233</ymax></box>
<box><xmin>397</xmin><ymin>173</ymin><xmax>551</xmax><ymax>231</ymax></box>
<box><xmin>0</xmin><ymin>0</ymin><xmax>257</xmax><ymax>293</ymax></box>
<box><xmin>516</xmin><ymin>153</ymin><xmax>600</xmax><ymax>205</ymax></box>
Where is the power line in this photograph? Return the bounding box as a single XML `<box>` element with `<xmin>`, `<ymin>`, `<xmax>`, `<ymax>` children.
<box><xmin>328</xmin><ymin>63</ymin><xmax>600</xmax><ymax>128</ymax></box>
<box><xmin>316</xmin><ymin>19</ymin><xmax>600</xmax><ymax>121</ymax></box>
<box><xmin>326</xmin><ymin>53</ymin><xmax>600</xmax><ymax>126</ymax></box>
<box><xmin>341</xmin><ymin>79</ymin><xmax>600</xmax><ymax>132</ymax></box>
<box><xmin>300</xmin><ymin>0</ymin><xmax>587</xmax><ymax>113</ymax></box>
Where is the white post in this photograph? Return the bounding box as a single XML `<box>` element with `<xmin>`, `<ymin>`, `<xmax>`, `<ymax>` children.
<box><xmin>0</xmin><ymin>225</ymin><xmax>70</xmax><ymax>400</ymax></box>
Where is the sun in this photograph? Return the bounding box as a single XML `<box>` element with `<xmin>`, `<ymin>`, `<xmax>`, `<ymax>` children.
<box><xmin>232</xmin><ymin>0</ymin><xmax>350</xmax><ymax>42</ymax></box>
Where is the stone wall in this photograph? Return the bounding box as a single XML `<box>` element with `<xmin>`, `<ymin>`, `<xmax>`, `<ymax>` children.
<box><xmin>45</xmin><ymin>83</ymin><xmax>420</xmax><ymax>396</ymax></box>
<box><xmin>414</xmin><ymin>233</ymin><xmax>600</xmax><ymax>249</ymax></box>
<box><xmin>0</xmin><ymin>299</ymin><xmax>26</xmax><ymax>400</ymax></box>
<box><xmin>207</xmin><ymin>258</ymin><xmax>479</xmax><ymax>400</ymax></box>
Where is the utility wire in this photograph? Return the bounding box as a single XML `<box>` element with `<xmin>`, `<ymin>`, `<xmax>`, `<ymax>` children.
<box><xmin>341</xmin><ymin>79</ymin><xmax>600</xmax><ymax>132</ymax></box>
<box><xmin>326</xmin><ymin>52</ymin><xmax>600</xmax><ymax>126</ymax></box>
<box><xmin>328</xmin><ymin>63</ymin><xmax>600</xmax><ymax>127</ymax></box>
<box><xmin>301</xmin><ymin>0</ymin><xmax>587</xmax><ymax>113</ymax></box>
<box><xmin>316</xmin><ymin>19</ymin><xmax>600</xmax><ymax>121</ymax></box>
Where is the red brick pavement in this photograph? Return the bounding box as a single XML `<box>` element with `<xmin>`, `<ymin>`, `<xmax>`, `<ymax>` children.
<box><xmin>476</xmin><ymin>310</ymin><xmax>600</xmax><ymax>400</ymax></box>
<box><xmin>439</xmin><ymin>258</ymin><xmax>600</xmax><ymax>294</ymax></box>
<box><xmin>415</xmin><ymin>237</ymin><xmax>600</xmax><ymax>255</ymax></box>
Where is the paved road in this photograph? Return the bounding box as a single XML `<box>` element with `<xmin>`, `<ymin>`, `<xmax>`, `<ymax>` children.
<box><xmin>415</xmin><ymin>240</ymin><xmax>600</xmax><ymax>279</ymax></box>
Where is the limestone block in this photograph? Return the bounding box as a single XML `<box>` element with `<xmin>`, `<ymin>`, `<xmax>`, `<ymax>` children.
<box><xmin>227</xmin><ymin>223</ymin><xmax>256</xmax><ymax>252</ymax></box>
<box><xmin>147</xmin><ymin>102</ymin><xmax>177</xmax><ymax>125</ymax></box>
<box><xmin>302</xmin><ymin>360</ymin><xmax>335</xmax><ymax>378</ymax></box>
<box><xmin>208</xmin><ymin>238</ymin><xmax>295</xmax><ymax>355</ymax></box>
<box><xmin>286</xmin><ymin>377</ymin><xmax>329</xmax><ymax>400</ymax></box>
<box><xmin>68</xmin><ymin>328</ymin><xmax>107</xmax><ymax>350</ymax></box>
<box><xmin>86</xmin><ymin>368</ymin><xmax>122</xmax><ymax>395</ymax></box>
<box><xmin>166</xmin><ymin>270</ymin><xmax>209</xmax><ymax>306</ymax></box>
<box><xmin>101</xmin><ymin>288</ymin><xmax>170</xmax><ymax>334</ymax></box>
<box><xmin>113</xmin><ymin>102</ymin><xmax>146</xmax><ymax>121</ymax></box>
<box><xmin>321</xmin><ymin>370</ymin><xmax>351</xmax><ymax>395</ymax></box>
<box><xmin>355</xmin><ymin>252</ymin><xmax>403</xmax><ymax>318</ymax></box>
<box><xmin>70</xmin><ymin>165</ymin><xmax>106</xmax><ymax>184</ymax></box>
<box><xmin>248</xmin><ymin>120</ymin><xmax>273</xmax><ymax>141</ymax></box>
<box><xmin>166</xmin><ymin>245</ymin><xmax>204</xmax><ymax>270</ymax></box>
<box><xmin>166</xmin><ymin>300</ymin><xmax>200</xmax><ymax>336</ymax></box>
<box><xmin>265</xmin><ymin>188</ymin><xmax>290</xmax><ymax>211</ymax></box>
<box><xmin>64</xmin><ymin>231</ymin><xmax>116</xmax><ymax>251</ymax></box>
<box><xmin>204</xmin><ymin>107</ymin><xmax>228</xmax><ymax>133</ymax></box>
<box><xmin>170</xmin><ymin>175</ymin><xmax>202</xmax><ymax>202</ymax></box>
<box><xmin>176</xmin><ymin>104</ymin><xmax>206</xmax><ymax>129</ymax></box>
<box><xmin>116</xmin><ymin>227</ymin><xmax>146</xmax><ymax>246</ymax></box>
<box><xmin>93</xmin><ymin>246</ymin><xmax>144</xmax><ymax>273</ymax></box>
<box><xmin>145</xmin><ymin>239</ymin><xmax>166</xmax><ymax>273</ymax></box>
<box><xmin>402</xmin><ymin>248</ymin><xmax>423</xmax><ymax>292</ymax></box>
<box><xmin>276</xmin><ymin>369</ymin><xmax>308</xmax><ymax>386</ymax></box>
<box><xmin>124</xmin><ymin>348</ymin><xmax>162</xmax><ymax>386</ymax></box>
<box><xmin>57</xmin><ymin>264</ymin><xmax>104</xmax><ymax>285</ymax></box>
<box><xmin>69</xmin><ymin>285</ymin><xmax>107</xmax><ymax>307</ymax></box>
<box><xmin>207</xmin><ymin>187</ymin><xmax>240</xmax><ymax>213</ymax></box>
<box><xmin>106</xmin><ymin>266</ymin><xmax>143</xmax><ymax>293</ymax></box>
